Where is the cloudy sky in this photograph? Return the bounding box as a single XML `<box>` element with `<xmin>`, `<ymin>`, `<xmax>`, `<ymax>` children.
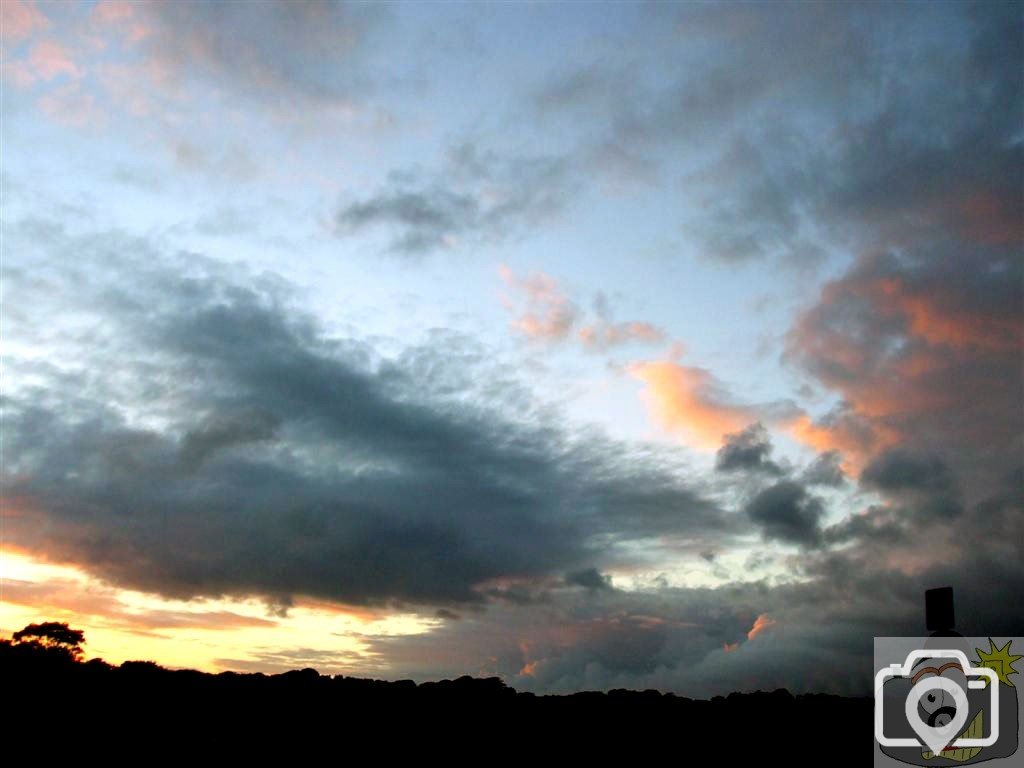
<box><xmin>1</xmin><ymin>1</ymin><xmax>1021</xmax><ymax>696</ymax></box>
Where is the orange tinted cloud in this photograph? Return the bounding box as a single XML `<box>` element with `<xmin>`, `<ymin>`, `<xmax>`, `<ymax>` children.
<box><xmin>900</xmin><ymin>292</ymin><xmax>1022</xmax><ymax>352</ymax></box>
<box><xmin>793</xmin><ymin>262</ymin><xmax>1023</xmax><ymax>380</ymax></box>
<box><xmin>1</xmin><ymin>577</ymin><xmax>276</xmax><ymax>632</ymax></box>
<box><xmin>785</xmin><ymin>249</ymin><xmax>1023</xmax><ymax>478</ymax></box>
<box><xmin>519</xmin><ymin>659</ymin><xmax>539</xmax><ymax>676</ymax></box>
<box><xmin>747</xmin><ymin>613</ymin><xmax>776</xmax><ymax>641</ymax></box>
<box><xmin>628</xmin><ymin>360</ymin><xmax>753</xmax><ymax>450</ymax></box>
<box><xmin>785</xmin><ymin>412</ymin><xmax>899</xmax><ymax>474</ymax></box>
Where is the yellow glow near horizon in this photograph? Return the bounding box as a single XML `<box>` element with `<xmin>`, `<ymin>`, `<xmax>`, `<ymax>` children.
<box><xmin>0</xmin><ymin>547</ymin><xmax>438</xmax><ymax>675</ymax></box>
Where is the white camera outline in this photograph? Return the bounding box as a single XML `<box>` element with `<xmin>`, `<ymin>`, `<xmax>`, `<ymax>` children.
<box><xmin>875</xmin><ymin>649</ymin><xmax>1000</xmax><ymax>749</ymax></box>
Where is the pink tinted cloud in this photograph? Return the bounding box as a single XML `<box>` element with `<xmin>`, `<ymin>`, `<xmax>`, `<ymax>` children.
<box><xmin>499</xmin><ymin>266</ymin><xmax>665</xmax><ymax>351</ymax></box>
<box><xmin>3</xmin><ymin>60</ymin><xmax>36</xmax><ymax>88</ymax></box>
<box><xmin>90</xmin><ymin>0</ymin><xmax>151</xmax><ymax>44</ymax></box>
<box><xmin>578</xmin><ymin>320</ymin><xmax>665</xmax><ymax>351</ymax></box>
<box><xmin>36</xmin><ymin>82</ymin><xmax>102</xmax><ymax>128</ymax></box>
<box><xmin>0</xmin><ymin>0</ymin><xmax>48</xmax><ymax>43</ymax></box>
<box><xmin>499</xmin><ymin>265</ymin><xmax>579</xmax><ymax>342</ymax></box>
<box><xmin>28</xmin><ymin>39</ymin><xmax>79</xmax><ymax>80</ymax></box>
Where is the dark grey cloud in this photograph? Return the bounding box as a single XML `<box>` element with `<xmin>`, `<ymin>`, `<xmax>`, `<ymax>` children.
<box><xmin>531</xmin><ymin>3</ymin><xmax>1022</xmax><ymax>266</ymax></box>
<box><xmin>362</xmin><ymin>468</ymin><xmax>1024</xmax><ymax>694</ymax></box>
<box><xmin>265</xmin><ymin>594</ymin><xmax>294</xmax><ymax>619</ymax></box>
<box><xmin>531</xmin><ymin>4</ymin><xmax>873</xmax><ymax>262</ymax></box>
<box><xmin>745</xmin><ymin>481</ymin><xmax>824</xmax><ymax>547</ymax></box>
<box><xmin>715</xmin><ymin>422</ymin><xmax>783</xmax><ymax>475</ymax></box>
<box><xmin>337</xmin><ymin>188</ymin><xmax>478</xmax><ymax>253</ymax></box>
<box><xmin>178</xmin><ymin>410</ymin><xmax>281</xmax><ymax>472</ymax></box>
<box><xmin>861</xmin><ymin>450</ymin><xmax>963</xmax><ymax>521</ymax></box>
<box><xmin>335</xmin><ymin>142</ymin><xmax>575</xmax><ymax>256</ymax></box>
<box><xmin>861</xmin><ymin>450</ymin><xmax>957</xmax><ymax>496</ymax></box>
<box><xmin>479</xmin><ymin>583</ymin><xmax>547</xmax><ymax>607</ymax></box>
<box><xmin>800</xmin><ymin>450</ymin><xmax>845</xmax><ymax>488</ymax></box>
<box><xmin>564</xmin><ymin>568</ymin><xmax>613</xmax><ymax>592</ymax></box>
<box><xmin>786</xmin><ymin>243</ymin><xmax>1023</xmax><ymax>505</ymax></box>
<box><xmin>339</xmin><ymin>5</ymin><xmax>1021</xmax><ymax>267</ymax></box>
<box><xmin>7</xmin><ymin>3</ymin><xmax>1022</xmax><ymax>699</ymax></box>
<box><xmin>822</xmin><ymin>505</ymin><xmax>908</xmax><ymax>546</ymax></box>
<box><xmin>4</xmin><ymin>220</ymin><xmax>737</xmax><ymax>608</ymax></box>
<box><xmin>825</xmin><ymin>3</ymin><xmax>1022</xmax><ymax>242</ymax></box>
<box><xmin>364</xmin><ymin>503</ymin><xmax>1024</xmax><ymax>696</ymax></box>
<box><xmin>6</xmin><ymin>217</ymin><xmax>1019</xmax><ymax>697</ymax></box>
<box><xmin>364</xmin><ymin>584</ymin><xmax>762</xmax><ymax>692</ymax></box>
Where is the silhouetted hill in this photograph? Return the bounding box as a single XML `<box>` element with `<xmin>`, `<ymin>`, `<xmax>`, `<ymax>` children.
<box><xmin>1</xmin><ymin>641</ymin><xmax>871</xmax><ymax>756</ymax></box>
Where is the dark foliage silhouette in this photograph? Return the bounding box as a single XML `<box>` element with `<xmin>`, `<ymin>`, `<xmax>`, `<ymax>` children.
<box><xmin>1</xmin><ymin>620</ymin><xmax>871</xmax><ymax>756</ymax></box>
<box><xmin>9</xmin><ymin>621</ymin><xmax>85</xmax><ymax>661</ymax></box>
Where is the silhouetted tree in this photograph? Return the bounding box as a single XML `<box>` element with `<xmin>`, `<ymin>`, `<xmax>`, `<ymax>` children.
<box><xmin>12</xmin><ymin>621</ymin><xmax>85</xmax><ymax>660</ymax></box>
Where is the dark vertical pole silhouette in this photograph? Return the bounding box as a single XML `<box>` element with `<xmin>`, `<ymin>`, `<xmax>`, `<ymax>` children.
<box><xmin>926</xmin><ymin>586</ymin><xmax>961</xmax><ymax>637</ymax></box>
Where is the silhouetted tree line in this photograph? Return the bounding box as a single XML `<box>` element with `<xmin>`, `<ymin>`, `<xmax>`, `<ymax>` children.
<box><xmin>2</xmin><ymin>622</ymin><xmax>871</xmax><ymax>754</ymax></box>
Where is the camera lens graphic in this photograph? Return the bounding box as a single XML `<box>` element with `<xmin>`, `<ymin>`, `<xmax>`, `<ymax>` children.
<box><xmin>905</xmin><ymin>676</ymin><xmax>970</xmax><ymax>754</ymax></box>
<box><xmin>919</xmin><ymin>666</ymin><xmax>968</xmax><ymax>725</ymax></box>
<box><xmin>924</xmin><ymin>696</ymin><xmax>956</xmax><ymax>727</ymax></box>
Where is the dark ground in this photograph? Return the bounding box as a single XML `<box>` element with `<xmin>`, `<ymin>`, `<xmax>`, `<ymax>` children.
<box><xmin>2</xmin><ymin>640</ymin><xmax>872</xmax><ymax>759</ymax></box>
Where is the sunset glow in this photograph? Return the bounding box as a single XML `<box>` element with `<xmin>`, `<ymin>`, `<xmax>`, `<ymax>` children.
<box><xmin>2</xmin><ymin>0</ymin><xmax>1021</xmax><ymax>698</ymax></box>
<box><xmin>0</xmin><ymin>548</ymin><xmax>436</xmax><ymax>674</ymax></box>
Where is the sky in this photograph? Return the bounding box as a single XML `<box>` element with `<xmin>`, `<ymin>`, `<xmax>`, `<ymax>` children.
<box><xmin>1</xmin><ymin>0</ymin><xmax>1021</xmax><ymax>698</ymax></box>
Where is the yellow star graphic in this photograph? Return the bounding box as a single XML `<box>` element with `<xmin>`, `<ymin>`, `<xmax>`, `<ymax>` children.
<box><xmin>975</xmin><ymin>638</ymin><xmax>1022</xmax><ymax>687</ymax></box>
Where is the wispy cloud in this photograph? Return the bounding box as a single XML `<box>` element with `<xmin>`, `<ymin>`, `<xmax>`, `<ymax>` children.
<box><xmin>337</xmin><ymin>144</ymin><xmax>575</xmax><ymax>256</ymax></box>
<box><xmin>499</xmin><ymin>268</ymin><xmax>665</xmax><ymax>352</ymax></box>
